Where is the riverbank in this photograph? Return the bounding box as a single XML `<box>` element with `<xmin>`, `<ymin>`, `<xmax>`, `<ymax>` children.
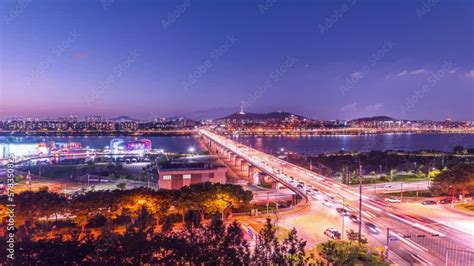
<box><xmin>222</xmin><ymin>129</ymin><xmax>474</xmax><ymax>136</ymax></box>
<box><xmin>0</xmin><ymin>130</ymin><xmax>195</xmax><ymax>137</ymax></box>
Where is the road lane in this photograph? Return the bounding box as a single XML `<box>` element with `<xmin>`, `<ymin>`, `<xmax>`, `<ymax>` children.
<box><xmin>200</xmin><ymin>129</ymin><xmax>473</xmax><ymax>265</ymax></box>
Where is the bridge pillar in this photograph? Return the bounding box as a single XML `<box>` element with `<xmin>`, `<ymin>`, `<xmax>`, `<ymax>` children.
<box><xmin>247</xmin><ymin>166</ymin><xmax>259</xmax><ymax>185</ymax></box>
<box><xmin>271</xmin><ymin>181</ymin><xmax>278</xmax><ymax>190</ymax></box>
<box><xmin>235</xmin><ymin>157</ymin><xmax>243</xmax><ymax>169</ymax></box>
<box><xmin>241</xmin><ymin>161</ymin><xmax>249</xmax><ymax>173</ymax></box>
<box><xmin>258</xmin><ymin>174</ymin><xmax>265</xmax><ymax>186</ymax></box>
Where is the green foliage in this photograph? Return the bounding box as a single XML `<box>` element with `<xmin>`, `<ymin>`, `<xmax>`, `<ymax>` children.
<box><xmin>16</xmin><ymin>174</ymin><xmax>25</xmax><ymax>182</ymax></box>
<box><xmin>317</xmin><ymin>240</ymin><xmax>387</xmax><ymax>266</ymax></box>
<box><xmin>346</xmin><ymin>229</ymin><xmax>368</xmax><ymax>244</ymax></box>
<box><xmin>430</xmin><ymin>163</ymin><xmax>474</xmax><ymax>196</ymax></box>
<box><xmin>252</xmin><ymin>218</ymin><xmax>307</xmax><ymax>265</ymax></box>
<box><xmin>116</xmin><ymin>182</ymin><xmax>127</xmax><ymax>190</ymax></box>
<box><xmin>0</xmin><ymin>183</ymin><xmax>260</xmax><ymax>264</ymax></box>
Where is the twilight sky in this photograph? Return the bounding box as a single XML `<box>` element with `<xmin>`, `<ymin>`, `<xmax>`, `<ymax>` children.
<box><xmin>0</xmin><ymin>0</ymin><xmax>473</xmax><ymax>120</ymax></box>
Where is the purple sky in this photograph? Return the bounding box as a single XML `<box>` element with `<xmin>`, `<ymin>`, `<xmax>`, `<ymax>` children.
<box><xmin>0</xmin><ymin>0</ymin><xmax>473</xmax><ymax>120</ymax></box>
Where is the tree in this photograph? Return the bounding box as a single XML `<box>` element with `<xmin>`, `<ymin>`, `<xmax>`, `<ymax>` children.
<box><xmin>430</xmin><ymin>163</ymin><xmax>474</xmax><ymax>197</ymax></box>
<box><xmin>221</xmin><ymin>221</ymin><xmax>251</xmax><ymax>265</ymax></box>
<box><xmin>117</xmin><ymin>182</ymin><xmax>127</xmax><ymax>190</ymax></box>
<box><xmin>252</xmin><ymin>218</ymin><xmax>284</xmax><ymax>265</ymax></box>
<box><xmin>428</xmin><ymin>168</ymin><xmax>441</xmax><ymax>179</ymax></box>
<box><xmin>318</xmin><ymin>240</ymin><xmax>338</xmax><ymax>265</ymax></box>
<box><xmin>91</xmin><ymin>228</ymin><xmax>123</xmax><ymax>264</ymax></box>
<box><xmin>346</xmin><ymin>229</ymin><xmax>367</xmax><ymax>244</ymax></box>
<box><xmin>453</xmin><ymin>145</ymin><xmax>467</xmax><ymax>154</ymax></box>
<box><xmin>282</xmin><ymin>228</ymin><xmax>307</xmax><ymax>265</ymax></box>
<box><xmin>204</xmin><ymin>213</ymin><xmax>226</xmax><ymax>264</ymax></box>
<box><xmin>318</xmin><ymin>240</ymin><xmax>387</xmax><ymax>266</ymax></box>
<box><xmin>346</xmin><ymin>229</ymin><xmax>359</xmax><ymax>242</ymax></box>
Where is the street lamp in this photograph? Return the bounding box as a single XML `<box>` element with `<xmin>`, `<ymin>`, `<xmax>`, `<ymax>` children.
<box><xmin>358</xmin><ymin>164</ymin><xmax>363</xmax><ymax>244</ymax></box>
<box><xmin>188</xmin><ymin>147</ymin><xmax>195</xmax><ymax>154</ymax></box>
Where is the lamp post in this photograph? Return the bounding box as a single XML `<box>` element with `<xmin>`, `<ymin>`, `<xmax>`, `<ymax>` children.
<box><xmin>386</xmin><ymin>228</ymin><xmax>390</xmax><ymax>261</ymax></box>
<box><xmin>358</xmin><ymin>164</ymin><xmax>363</xmax><ymax>244</ymax></box>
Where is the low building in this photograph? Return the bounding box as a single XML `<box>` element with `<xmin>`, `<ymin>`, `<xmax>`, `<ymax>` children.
<box><xmin>157</xmin><ymin>162</ymin><xmax>227</xmax><ymax>190</ymax></box>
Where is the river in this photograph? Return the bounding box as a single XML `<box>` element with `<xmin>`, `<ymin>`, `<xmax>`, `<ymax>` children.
<box><xmin>230</xmin><ymin>133</ymin><xmax>474</xmax><ymax>155</ymax></box>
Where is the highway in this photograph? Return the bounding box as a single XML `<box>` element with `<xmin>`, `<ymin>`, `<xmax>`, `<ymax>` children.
<box><xmin>200</xmin><ymin>129</ymin><xmax>474</xmax><ymax>265</ymax></box>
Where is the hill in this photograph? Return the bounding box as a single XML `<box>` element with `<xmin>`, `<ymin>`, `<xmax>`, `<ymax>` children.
<box><xmin>350</xmin><ymin>116</ymin><xmax>398</xmax><ymax>122</ymax></box>
<box><xmin>218</xmin><ymin>111</ymin><xmax>307</xmax><ymax>121</ymax></box>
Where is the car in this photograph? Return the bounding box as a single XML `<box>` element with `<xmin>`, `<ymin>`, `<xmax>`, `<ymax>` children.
<box><xmin>349</xmin><ymin>214</ymin><xmax>359</xmax><ymax>223</ymax></box>
<box><xmin>322</xmin><ymin>199</ymin><xmax>332</xmax><ymax>207</ymax></box>
<box><xmin>365</xmin><ymin>222</ymin><xmax>379</xmax><ymax>234</ymax></box>
<box><xmin>421</xmin><ymin>200</ymin><xmax>437</xmax><ymax>205</ymax></box>
<box><xmin>385</xmin><ymin>197</ymin><xmax>401</xmax><ymax>203</ymax></box>
<box><xmin>440</xmin><ymin>198</ymin><xmax>455</xmax><ymax>204</ymax></box>
<box><xmin>324</xmin><ymin>228</ymin><xmax>341</xmax><ymax>239</ymax></box>
<box><xmin>336</xmin><ymin>208</ymin><xmax>349</xmax><ymax>215</ymax></box>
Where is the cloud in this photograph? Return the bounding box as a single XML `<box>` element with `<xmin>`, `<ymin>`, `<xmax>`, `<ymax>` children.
<box><xmin>408</xmin><ymin>69</ymin><xmax>425</xmax><ymax>75</ymax></box>
<box><xmin>397</xmin><ymin>70</ymin><xmax>408</xmax><ymax>76</ymax></box>
<box><xmin>340</xmin><ymin>103</ymin><xmax>357</xmax><ymax>113</ymax></box>
<box><xmin>364</xmin><ymin>103</ymin><xmax>384</xmax><ymax>112</ymax></box>
<box><xmin>465</xmin><ymin>70</ymin><xmax>474</xmax><ymax>79</ymax></box>
<box><xmin>397</xmin><ymin>69</ymin><xmax>426</xmax><ymax>76</ymax></box>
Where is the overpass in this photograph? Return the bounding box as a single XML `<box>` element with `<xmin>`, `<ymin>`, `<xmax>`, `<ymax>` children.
<box><xmin>200</xmin><ymin>129</ymin><xmax>308</xmax><ymax>204</ymax></box>
<box><xmin>199</xmin><ymin>129</ymin><xmax>474</xmax><ymax>265</ymax></box>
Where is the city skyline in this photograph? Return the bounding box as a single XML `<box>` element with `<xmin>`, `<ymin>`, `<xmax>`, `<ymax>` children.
<box><xmin>1</xmin><ymin>1</ymin><xmax>473</xmax><ymax>120</ymax></box>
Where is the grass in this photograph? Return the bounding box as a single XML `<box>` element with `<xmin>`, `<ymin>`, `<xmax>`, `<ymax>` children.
<box><xmin>454</xmin><ymin>203</ymin><xmax>474</xmax><ymax>213</ymax></box>
<box><xmin>360</xmin><ymin>174</ymin><xmax>429</xmax><ymax>185</ymax></box>
<box><xmin>385</xmin><ymin>190</ymin><xmax>433</xmax><ymax>197</ymax></box>
<box><xmin>237</xmin><ymin>216</ymin><xmax>290</xmax><ymax>240</ymax></box>
<box><xmin>392</xmin><ymin>174</ymin><xmax>429</xmax><ymax>182</ymax></box>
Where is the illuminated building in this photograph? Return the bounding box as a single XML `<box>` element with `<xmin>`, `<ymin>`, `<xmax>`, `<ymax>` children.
<box><xmin>49</xmin><ymin>142</ymin><xmax>82</xmax><ymax>152</ymax></box>
<box><xmin>109</xmin><ymin>138</ymin><xmax>152</xmax><ymax>154</ymax></box>
<box><xmin>0</xmin><ymin>143</ymin><xmax>49</xmax><ymax>159</ymax></box>
<box><xmin>157</xmin><ymin>162</ymin><xmax>227</xmax><ymax>190</ymax></box>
